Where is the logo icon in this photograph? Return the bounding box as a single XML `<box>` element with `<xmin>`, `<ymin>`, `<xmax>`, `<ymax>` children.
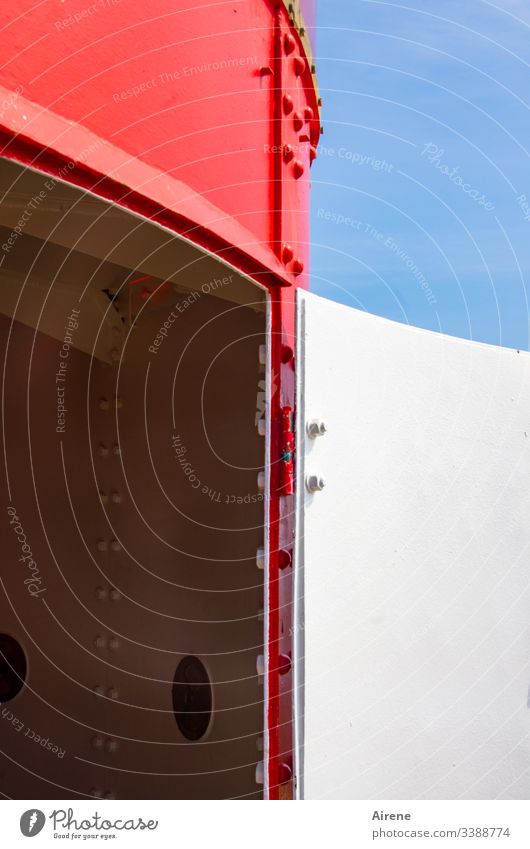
<box><xmin>20</xmin><ymin>810</ymin><xmax>46</xmax><ymax>837</ymax></box>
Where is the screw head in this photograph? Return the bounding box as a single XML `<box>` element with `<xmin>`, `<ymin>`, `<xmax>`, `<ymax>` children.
<box><xmin>307</xmin><ymin>419</ymin><xmax>327</xmax><ymax>439</ymax></box>
<box><xmin>306</xmin><ymin>474</ymin><xmax>326</xmax><ymax>493</ymax></box>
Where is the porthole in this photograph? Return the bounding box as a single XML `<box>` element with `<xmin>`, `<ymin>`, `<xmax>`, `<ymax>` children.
<box><xmin>0</xmin><ymin>634</ymin><xmax>27</xmax><ymax>702</ymax></box>
<box><xmin>172</xmin><ymin>656</ymin><xmax>212</xmax><ymax>741</ymax></box>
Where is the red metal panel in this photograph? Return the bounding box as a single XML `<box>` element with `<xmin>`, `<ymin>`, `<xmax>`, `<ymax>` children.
<box><xmin>0</xmin><ymin>0</ymin><xmax>318</xmax><ymax>283</ymax></box>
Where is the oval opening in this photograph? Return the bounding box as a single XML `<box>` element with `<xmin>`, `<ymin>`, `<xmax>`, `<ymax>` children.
<box><xmin>0</xmin><ymin>634</ymin><xmax>27</xmax><ymax>702</ymax></box>
<box><xmin>172</xmin><ymin>655</ymin><xmax>212</xmax><ymax>741</ymax></box>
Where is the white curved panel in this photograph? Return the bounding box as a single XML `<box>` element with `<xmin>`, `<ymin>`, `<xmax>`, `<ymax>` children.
<box><xmin>295</xmin><ymin>290</ymin><xmax>530</xmax><ymax>800</ymax></box>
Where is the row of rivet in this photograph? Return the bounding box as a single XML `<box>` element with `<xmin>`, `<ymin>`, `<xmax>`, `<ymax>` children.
<box><xmin>91</xmin><ymin>735</ymin><xmax>119</xmax><ymax>753</ymax></box>
<box><xmin>95</xmin><ymin>586</ymin><xmax>121</xmax><ymax>601</ymax></box>
<box><xmin>97</xmin><ymin>539</ymin><xmax>122</xmax><ymax>552</ymax></box>
<box><xmin>99</xmin><ymin>491</ymin><xmax>123</xmax><ymax>504</ymax></box>
<box><xmin>94</xmin><ymin>635</ymin><xmax>120</xmax><ymax>651</ymax></box>
<box><xmin>99</xmin><ymin>396</ymin><xmax>123</xmax><ymax>410</ymax></box>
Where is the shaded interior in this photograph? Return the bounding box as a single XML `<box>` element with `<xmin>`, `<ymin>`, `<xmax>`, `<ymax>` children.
<box><xmin>0</xmin><ymin>158</ymin><xmax>267</xmax><ymax>800</ymax></box>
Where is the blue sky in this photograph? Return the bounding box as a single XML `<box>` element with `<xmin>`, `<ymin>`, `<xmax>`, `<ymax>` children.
<box><xmin>310</xmin><ymin>0</ymin><xmax>530</xmax><ymax>348</ymax></box>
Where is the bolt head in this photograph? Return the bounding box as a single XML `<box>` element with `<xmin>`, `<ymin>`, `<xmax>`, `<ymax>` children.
<box><xmin>307</xmin><ymin>419</ymin><xmax>328</xmax><ymax>439</ymax></box>
<box><xmin>306</xmin><ymin>474</ymin><xmax>326</xmax><ymax>493</ymax></box>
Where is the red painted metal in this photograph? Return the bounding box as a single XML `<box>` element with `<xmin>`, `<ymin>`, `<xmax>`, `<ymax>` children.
<box><xmin>0</xmin><ymin>0</ymin><xmax>320</xmax><ymax>801</ymax></box>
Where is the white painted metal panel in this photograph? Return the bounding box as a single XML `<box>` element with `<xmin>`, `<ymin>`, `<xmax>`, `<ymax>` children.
<box><xmin>295</xmin><ymin>290</ymin><xmax>530</xmax><ymax>800</ymax></box>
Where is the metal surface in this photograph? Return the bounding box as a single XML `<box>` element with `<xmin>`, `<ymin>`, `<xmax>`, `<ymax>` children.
<box><xmin>0</xmin><ymin>207</ymin><xmax>266</xmax><ymax>800</ymax></box>
<box><xmin>295</xmin><ymin>290</ymin><xmax>530</xmax><ymax>800</ymax></box>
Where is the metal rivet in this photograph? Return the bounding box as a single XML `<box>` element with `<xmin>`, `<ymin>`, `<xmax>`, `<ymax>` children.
<box><xmin>283</xmin><ymin>143</ymin><xmax>294</xmax><ymax>164</ymax></box>
<box><xmin>98</xmin><ymin>444</ymin><xmax>109</xmax><ymax>457</ymax></box>
<box><xmin>112</xmin><ymin>443</ymin><xmax>121</xmax><ymax>456</ymax></box>
<box><xmin>258</xmin><ymin>344</ymin><xmax>267</xmax><ymax>366</ymax></box>
<box><xmin>109</xmin><ymin>588</ymin><xmax>121</xmax><ymax>601</ymax></box>
<box><xmin>97</xmin><ymin>539</ymin><xmax>108</xmax><ymax>552</ymax></box>
<box><xmin>281</xmin><ymin>345</ymin><xmax>294</xmax><ymax>364</ymax></box>
<box><xmin>99</xmin><ymin>490</ymin><xmax>109</xmax><ymax>504</ymax></box>
<box><xmin>258</xmin><ymin>420</ymin><xmax>266</xmax><ymax>437</ymax></box>
<box><xmin>256</xmin><ymin>655</ymin><xmax>265</xmax><ymax>678</ymax></box>
<box><xmin>105</xmin><ymin>739</ymin><xmax>118</xmax><ymax>753</ymax></box>
<box><xmin>91</xmin><ymin>736</ymin><xmax>104</xmax><ymax>750</ymax></box>
<box><xmin>93</xmin><ymin>685</ymin><xmax>104</xmax><ymax>696</ymax></box>
<box><xmin>95</xmin><ymin>587</ymin><xmax>107</xmax><ymax>600</ymax></box>
<box><xmin>284</xmin><ymin>33</ymin><xmax>296</xmax><ymax>55</ymax></box>
<box><xmin>282</xmin><ymin>243</ymin><xmax>294</xmax><ymax>264</ymax></box>
<box><xmin>110</xmin><ymin>539</ymin><xmax>121</xmax><ymax>552</ymax></box>
<box><xmin>108</xmin><ymin>637</ymin><xmax>120</xmax><ymax>651</ymax></box>
<box><xmin>293</xmin><ymin>56</ymin><xmax>306</xmax><ymax>76</ymax></box>
<box><xmin>257</xmin><ymin>471</ymin><xmax>265</xmax><ymax>490</ymax></box>
<box><xmin>107</xmin><ymin>688</ymin><xmax>118</xmax><ymax>700</ymax></box>
<box><xmin>114</xmin><ymin>396</ymin><xmax>123</xmax><ymax>409</ymax></box>
<box><xmin>278</xmin><ymin>549</ymin><xmax>292</xmax><ymax>571</ymax></box>
<box><xmin>293</xmin><ymin>112</ymin><xmax>304</xmax><ymax>132</ymax></box>
<box><xmin>91</xmin><ymin>787</ymin><xmax>103</xmax><ymax>799</ymax></box>
<box><xmin>279</xmin><ymin>653</ymin><xmax>292</xmax><ymax>675</ymax></box>
<box><xmin>255</xmin><ymin>761</ymin><xmax>265</xmax><ymax>785</ymax></box>
<box><xmin>279</xmin><ymin>762</ymin><xmax>293</xmax><ymax>784</ymax></box>
<box><xmin>94</xmin><ymin>636</ymin><xmax>106</xmax><ymax>649</ymax></box>
<box><xmin>282</xmin><ymin>94</ymin><xmax>294</xmax><ymax>115</ymax></box>
<box><xmin>110</xmin><ymin>348</ymin><xmax>120</xmax><ymax>362</ymax></box>
<box><xmin>99</xmin><ymin>397</ymin><xmax>110</xmax><ymax>411</ymax></box>
<box><xmin>256</xmin><ymin>547</ymin><xmax>265</xmax><ymax>570</ymax></box>
<box><xmin>307</xmin><ymin>419</ymin><xmax>327</xmax><ymax>439</ymax></box>
<box><xmin>111</xmin><ymin>491</ymin><xmax>122</xmax><ymax>504</ymax></box>
<box><xmin>292</xmin><ymin>258</ymin><xmax>304</xmax><ymax>276</ymax></box>
<box><xmin>306</xmin><ymin>474</ymin><xmax>326</xmax><ymax>493</ymax></box>
<box><xmin>293</xmin><ymin>159</ymin><xmax>305</xmax><ymax>179</ymax></box>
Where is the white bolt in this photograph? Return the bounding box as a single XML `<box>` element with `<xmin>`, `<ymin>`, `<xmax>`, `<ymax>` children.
<box><xmin>307</xmin><ymin>419</ymin><xmax>327</xmax><ymax>439</ymax></box>
<box><xmin>306</xmin><ymin>474</ymin><xmax>326</xmax><ymax>493</ymax></box>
